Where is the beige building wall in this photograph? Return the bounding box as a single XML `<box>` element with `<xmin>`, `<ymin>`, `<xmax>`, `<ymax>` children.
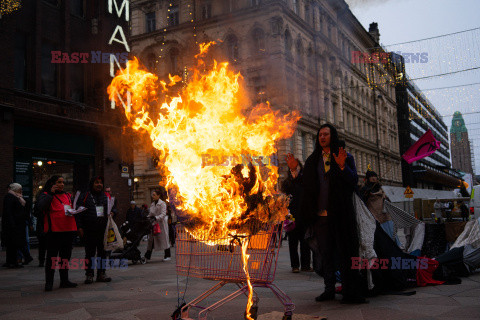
<box><xmin>128</xmin><ymin>0</ymin><xmax>402</xmax><ymax>200</ymax></box>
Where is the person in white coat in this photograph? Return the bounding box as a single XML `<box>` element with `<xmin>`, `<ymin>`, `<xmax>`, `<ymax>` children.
<box><xmin>144</xmin><ymin>188</ymin><xmax>171</xmax><ymax>261</ymax></box>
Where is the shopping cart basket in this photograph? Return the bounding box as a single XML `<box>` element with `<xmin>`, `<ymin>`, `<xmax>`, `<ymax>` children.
<box><xmin>175</xmin><ymin>221</ymin><xmax>294</xmax><ymax>320</ymax></box>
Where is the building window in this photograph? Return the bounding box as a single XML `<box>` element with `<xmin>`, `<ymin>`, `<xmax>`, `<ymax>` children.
<box><xmin>70</xmin><ymin>63</ymin><xmax>84</xmax><ymax>102</ymax></box>
<box><xmin>284</xmin><ymin>30</ymin><xmax>292</xmax><ymax>58</ymax></box>
<box><xmin>146</xmin><ymin>12</ymin><xmax>156</xmax><ymax>33</ymax></box>
<box><xmin>307</xmin><ymin>46</ymin><xmax>315</xmax><ymax>72</ymax></box>
<box><xmin>226</xmin><ymin>0</ymin><xmax>237</xmax><ymax>13</ymax></box>
<box><xmin>168</xmin><ymin>5</ymin><xmax>179</xmax><ymax>26</ymax></box>
<box><xmin>308</xmin><ymin>90</ymin><xmax>315</xmax><ymax>114</ymax></box>
<box><xmin>296</xmin><ymin>39</ymin><xmax>304</xmax><ymax>67</ymax></box>
<box><xmin>332</xmin><ymin>102</ymin><xmax>337</xmax><ymax>123</ymax></box>
<box><xmin>226</xmin><ymin>34</ymin><xmax>239</xmax><ymax>63</ymax></box>
<box><xmin>251</xmin><ymin>76</ymin><xmax>266</xmax><ymax>103</ymax></box>
<box><xmin>293</xmin><ymin>0</ymin><xmax>299</xmax><ymax>14</ymax></box>
<box><xmin>14</xmin><ymin>33</ymin><xmax>27</xmax><ymax>90</ymax></box>
<box><xmin>201</xmin><ymin>3</ymin><xmax>211</xmax><ymax>19</ymax></box>
<box><xmin>305</xmin><ymin>4</ymin><xmax>310</xmax><ymax>23</ymax></box>
<box><xmin>169</xmin><ymin>48</ymin><xmax>180</xmax><ymax>75</ymax></box>
<box><xmin>146</xmin><ymin>53</ymin><xmax>156</xmax><ymax>72</ymax></box>
<box><xmin>70</xmin><ymin>0</ymin><xmax>85</xmax><ymax>17</ymax></box>
<box><xmin>41</xmin><ymin>42</ymin><xmax>57</xmax><ymax>97</ymax></box>
<box><xmin>251</xmin><ymin>28</ymin><xmax>265</xmax><ymax>55</ymax></box>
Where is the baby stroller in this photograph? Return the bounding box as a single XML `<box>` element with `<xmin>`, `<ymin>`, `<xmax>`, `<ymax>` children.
<box><xmin>110</xmin><ymin>216</ymin><xmax>153</xmax><ymax>265</ymax></box>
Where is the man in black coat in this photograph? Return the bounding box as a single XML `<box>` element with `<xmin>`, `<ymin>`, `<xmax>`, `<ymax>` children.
<box><xmin>76</xmin><ymin>176</ymin><xmax>117</xmax><ymax>284</ymax></box>
<box><xmin>300</xmin><ymin>124</ymin><xmax>366</xmax><ymax>304</ymax></box>
<box><xmin>281</xmin><ymin>154</ymin><xmax>312</xmax><ymax>273</ymax></box>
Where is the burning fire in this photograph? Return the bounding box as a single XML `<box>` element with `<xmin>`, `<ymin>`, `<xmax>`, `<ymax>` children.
<box><xmin>108</xmin><ymin>42</ymin><xmax>299</xmax><ymax>317</ymax></box>
<box><xmin>108</xmin><ymin>42</ymin><xmax>299</xmax><ymax>239</ymax></box>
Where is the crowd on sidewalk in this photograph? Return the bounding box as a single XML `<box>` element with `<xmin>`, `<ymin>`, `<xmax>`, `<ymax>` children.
<box><xmin>2</xmin><ymin>123</ymin><xmax>478</xmax><ymax>307</ymax></box>
<box><xmin>1</xmin><ymin>176</ymin><xmax>174</xmax><ymax>292</ymax></box>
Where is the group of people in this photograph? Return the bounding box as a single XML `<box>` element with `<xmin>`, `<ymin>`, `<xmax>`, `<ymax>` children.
<box><xmin>282</xmin><ymin>123</ymin><xmax>386</xmax><ymax>304</ymax></box>
<box><xmin>1</xmin><ymin>175</ymin><xmax>173</xmax><ymax>292</ymax></box>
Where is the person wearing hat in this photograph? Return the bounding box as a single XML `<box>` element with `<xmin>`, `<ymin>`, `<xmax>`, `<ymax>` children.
<box><xmin>360</xmin><ymin>170</ymin><xmax>390</xmax><ymax>224</ymax></box>
<box><xmin>126</xmin><ymin>200</ymin><xmax>142</xmax><ymax>225</ymax></box>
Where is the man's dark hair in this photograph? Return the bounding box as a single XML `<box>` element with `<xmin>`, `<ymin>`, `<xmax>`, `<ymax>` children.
<box><xmin>315</xmin><ymin>123</ymin><xmax>344</xmax><ymax>156</ymax></box>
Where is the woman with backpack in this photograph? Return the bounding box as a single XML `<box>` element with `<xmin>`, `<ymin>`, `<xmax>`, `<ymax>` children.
<box><xmin>36</xmin><ymin>175</ymin><xmax>78</xmax><ymax>291</ymax></box>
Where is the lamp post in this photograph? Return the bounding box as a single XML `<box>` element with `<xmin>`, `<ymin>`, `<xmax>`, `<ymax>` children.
<box><xmin>133</xmin><ymin>177</ymin><xmax>139</xmax><ymax>200</ymax></box>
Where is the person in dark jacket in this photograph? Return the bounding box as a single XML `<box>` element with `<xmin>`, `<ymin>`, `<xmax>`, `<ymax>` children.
<box><xmin>359</xmin><ymin>170</ymin><xmax>381</xmax><ymax>203</ymax></box>
<box><xmin>281</xmin><ymin>153</ymin><xmax>312</xmax><ymax>273</ymax></box>
<box><xmin>460</xmin><ymin>201</ymin><xmax>469</xmax><ymax>221</ymax></box>
<box><xmin>300</xmin><ymin>124</ymin><xmax>366</xmax><ymax>304</ymax></box>
<box><xmin>75</xmin><ymin>176</ymin><xmax>117</xmax><ymax>284</ymax></box>
<box><xmin>36</xmin><ymin>176</ymin><xmax>78</xmax><ymax>291</ymax></box>
<box><xmin>33</xmin><ymin>190</ymin><xmax>47</xmax><ymax>267</ymax></box>
<box><xmin>126</xmin><ymin>201</ymin><xmax>142</xmax><ymax>225</ymax></box>
<box><xmin>1</xmin><ymin>183</ymin><xmax>29</xmax><ymax>268</ymax></box>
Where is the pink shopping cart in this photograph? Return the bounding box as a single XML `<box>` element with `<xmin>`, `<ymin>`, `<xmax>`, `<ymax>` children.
<box><xmin>175</xmin><ymin>221</ymin><xmax>294</xmax><ymax>320</ymax></box>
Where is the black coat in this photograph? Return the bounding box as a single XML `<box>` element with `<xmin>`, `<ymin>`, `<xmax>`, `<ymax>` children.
<box><xmin>1</xmin><ymin>193</ymin><xmax>27</xmax><ymax>247</ymax></box>
<box><xmin>126</xmin><ymin>206</ymin><xmax>143</xmax><ymax>224</ymax></box>
<box><xmin>75</xmin><ymin>191</ymin><xmax>114</xmax><ymax>230</ymax></box>
<box><xmin>281</xmin><ymin>165</ymin><xmax>304</xmax><ymax>219</ymax></box>
<box><xmin>300</xmin><ymin>132</ymin><xmax>360</xmax><ymax>258</ymax></box>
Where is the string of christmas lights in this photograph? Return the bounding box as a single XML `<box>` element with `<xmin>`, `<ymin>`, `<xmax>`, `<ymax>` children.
<box><xmin>0</xmin><ymin>0</ymin><xmax>21</xmax><ymax>17</ymax></box>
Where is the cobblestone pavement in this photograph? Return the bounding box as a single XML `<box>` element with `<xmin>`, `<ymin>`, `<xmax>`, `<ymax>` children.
<box><xmin>1</xmin><ymin>243</ymin><xmax>480</xmax><ymax>320</ymax></box>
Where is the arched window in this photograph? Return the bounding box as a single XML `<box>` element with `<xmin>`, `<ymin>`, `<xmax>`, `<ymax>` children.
<box><xmin>146</xmin><ymin>52</ymin><xmax>156</xmax><ymax>72</ymax></box>
<box><xmin>296</xmin><ymin>38</ymin><xmax>304</xmax><ymax>67</ymax></box>
<box><xmin>284</xmin><ymin>29</ymin><xmax>292</xmax><ymax>57</ymax></box>
<box><xmin>251</xmin><ymin>28</ymin><xmax>266</xmax><ymax>55</ymax></box>
<box><xmin>225</xmin><ymin>34</ymin><xmax>239</xmax><ymax>62</ymax></box>
<box><xmin>307</xmin><ymin>46</ymin><xmax>315</xmax><ymax>72</ymax></box>
<box><xmin>169</xmin><ymin>48</ymin><xmax>179</xmax><ymax>75</ymax></box>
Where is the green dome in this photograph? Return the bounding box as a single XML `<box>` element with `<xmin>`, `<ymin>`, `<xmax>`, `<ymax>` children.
<box><xmin>450</xmin><ymin>111</ymin><xmax>468</xmax><ymax>142</ymax></box>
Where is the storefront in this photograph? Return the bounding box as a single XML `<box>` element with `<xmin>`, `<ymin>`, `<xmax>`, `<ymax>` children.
<box><xmin>13</xmin><ymin>125</ymin><xmax>96</xmax><ymax>203</ymax></box>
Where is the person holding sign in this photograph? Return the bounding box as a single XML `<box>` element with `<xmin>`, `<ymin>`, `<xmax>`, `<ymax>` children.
<box><xmin>76</xmin><ymin>176</ymin><xmax>117</xmax><ymax>284</ymax></box>
<box><xmin>36</xmin><ymin>176</ymin><xmax>77</xmax><ymax>291</ymax></box>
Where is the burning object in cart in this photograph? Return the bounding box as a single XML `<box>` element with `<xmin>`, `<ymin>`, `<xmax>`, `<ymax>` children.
<box><xmin>108</xmin><ymin>42</ymin><xmax>300</xmax><ymax>320</ymax></box>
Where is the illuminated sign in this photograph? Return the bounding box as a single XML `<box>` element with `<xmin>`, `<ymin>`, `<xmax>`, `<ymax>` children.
<box><xmin>107</xmin><ymin>0</ymin><xmax>131</xmax><ymax>110</ymax></box>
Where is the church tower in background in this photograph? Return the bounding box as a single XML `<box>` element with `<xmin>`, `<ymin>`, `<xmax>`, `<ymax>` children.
<box><xmin>450</xmin><ymin>112</ymin><xmax>474</xmax><ymax>177</ymax></box>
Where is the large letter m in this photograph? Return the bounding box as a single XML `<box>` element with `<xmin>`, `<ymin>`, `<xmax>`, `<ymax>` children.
<box><xmin>108</xmin><ymin>0</ymin><xmax>130</xmax><ymax>21</ymax></box>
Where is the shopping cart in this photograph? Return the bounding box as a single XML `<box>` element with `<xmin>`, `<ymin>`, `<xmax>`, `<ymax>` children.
<box><xmin>175</xmin><ymin>221</ymin><xmax>294</xmax><ymax>320</ymax></box>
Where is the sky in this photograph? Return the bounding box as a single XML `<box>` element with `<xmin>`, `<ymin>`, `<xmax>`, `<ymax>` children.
<box><xmin>346</xmin><ymin>0</ymin><xmax>480</xmax><ymax>174</ymax></box>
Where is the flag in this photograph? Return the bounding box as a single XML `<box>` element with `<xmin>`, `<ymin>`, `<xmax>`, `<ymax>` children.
<box><xmin>402</xmin><ymin>129</ymin><xmax>441</xmax><ymax>164</ymax></box>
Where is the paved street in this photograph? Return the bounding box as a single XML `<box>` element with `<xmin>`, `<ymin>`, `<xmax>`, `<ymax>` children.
<box><xmin>1</xmin><ymin>243</ymin><xmax>480</xmax><ymax>320</ymax></box>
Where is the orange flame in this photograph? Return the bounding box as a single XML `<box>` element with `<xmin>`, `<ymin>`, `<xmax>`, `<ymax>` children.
<box><xmin>108</xmin><ymin>43</ymin><xmax>300</xmax><ymax>241</ymax></box>
<box><xmin>242</xmin><ymin>239</ymin><xmax>254</xmax><ymax>320</ymax></box>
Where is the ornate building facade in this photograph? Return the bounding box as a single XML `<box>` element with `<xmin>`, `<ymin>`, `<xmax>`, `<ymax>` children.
<box><xmin>128</xmin><ymin>0</ymin><xmax>402</xmax><ymax>204</ymax></box>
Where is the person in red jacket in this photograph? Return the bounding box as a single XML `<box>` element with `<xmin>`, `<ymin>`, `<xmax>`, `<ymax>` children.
<box><xmin>36</xmin><ymin>175</ymin><xmax>78</xmax><ymax>292</ymax></box>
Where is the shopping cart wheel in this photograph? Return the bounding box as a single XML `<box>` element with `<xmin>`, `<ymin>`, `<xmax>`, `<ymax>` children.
<box><xmin>140</xmin><ymin>257</ymin><xmax>147</xmax><ymax>264</ymax></box>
